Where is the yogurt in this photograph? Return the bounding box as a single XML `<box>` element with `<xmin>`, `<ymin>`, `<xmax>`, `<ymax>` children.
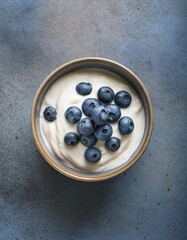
<box><xmin>40</xmin><ymin>68</ymin><xmax>145</xmax><ymax>172</ymax></box>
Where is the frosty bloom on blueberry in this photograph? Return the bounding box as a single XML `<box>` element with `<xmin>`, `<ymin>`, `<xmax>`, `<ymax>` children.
<box><xmin>114</xmin><ymin>90</ymin><xmax>132</xmax><ymax>108</ymax></box>
<box><xmin>94</xmin><ymin>123</ymin><xmax>113</xmax><ymax>141</ymax></box>
<box><xmin>118</xmin><ymin>116</ymin><xmax>134</xmax><ymax>135</ymax></box>
<box><xmin>84</xmin><ymin>147</ymin><xmax>101</xmax><ymax>163</ymax></box>
<box><xmin>104</xmin><ymin>104</ymin><xmax>121</xmax><ymax>123</ymax></box>
<box><xmin>65</xmin><ymin>106</ymin><xmax>82</xmax><ymax>124</ymax></box>
<box><xmin>80</xmin><ymin>134</ymin><xmax>97</xmax><ymax>147</ymax></box>
<box><xmin>105</xmin><ymin>137</ymin><xmax>121</xmax><ymax>152</ymax></box>
<box><xmin>43</xmin><ymin>106</ymin><xmax>57</xmax><ymax>121</ymax></box>
<box><xmin>98</xmin><ymin>86</ymin><xmax>115</xmax><ymax>103</ymax></box>
<box><xmin>77</xmin><ymin>118</ymin><xmax>95</xmax><ymax>136</ymax></box>
<box><xmin>91</xmin><ymin>105</ymin><xmax>109</xmax><ymax>125</ymax></box>
<box><xmin>64</xmin><ymin>132</ymin><xmax>79</xmax><ymax>146</ymax></box>
<box><xmin>76</xmin><ymin>82</ymin><xmax>92</xmax><ymax>95</ymax></box>
<box><xmin>82</xmin><ymin>98</ymin><xmax>101</xmax><ymax>117</ymax></box>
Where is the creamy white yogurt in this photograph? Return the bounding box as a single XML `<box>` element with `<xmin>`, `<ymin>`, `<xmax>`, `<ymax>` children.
<box><xmin>40</xmin><ymin>68</ymin><xmax>145</xmax><ymax>172</ymax></box>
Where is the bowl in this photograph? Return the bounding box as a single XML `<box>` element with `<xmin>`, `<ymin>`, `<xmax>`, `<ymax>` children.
<box><xmin>31</xmin><ymin>57</ymin><xmax>153</xmax><ymax>181</ymax></box>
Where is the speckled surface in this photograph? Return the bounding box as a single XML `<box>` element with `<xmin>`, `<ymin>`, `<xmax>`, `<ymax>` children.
<box><xmin>0</xmin><ymin>0</ymin><xmax>187</xmax><ymax>239</ymax></box>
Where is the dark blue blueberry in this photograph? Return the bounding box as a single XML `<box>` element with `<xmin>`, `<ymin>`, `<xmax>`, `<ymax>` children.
<box><xmin>77</xmin><ymin>118</ymin><xmax>95</xmax><ymax>136</ymax></box>
<box><xmin>43</xmin><ymin>106</ymin><xmax>57</xmax><ymax>121</ymax></box>
<box><xmin>97</xmin><ymin>86</ymin><xmax>115</xmax><ymax>103</ymax></box>
<box><xmin>105</xmin><ymin>137</ymin><xmax>121</xmax><ymax>151</ymax></box>
<box><xmin>94</xmin><ymin>123</ymin><xmax>113</xmax><ymax>141</ymax></box>
<box><xmin>65</xmin><ymin>106</ymin><xmax>82</xmax><ymax>124</ymax></box>
<box><xmin>76</xmin><ymin>82</ymin><xmax>92</xmax><ymax>95</ymax></box>
<box><xmin>82</xmin><ymin>98</ymin><xmax>101</xmax><ymax>117</ymax></box>
<box><xmin>114</xmin><ymin>91</ymin><xmax>132</xmax><ymax>108</ymax></box>
<box><xmin>91</xmin><ymin>105</ymin><xmax>109</xmax><ymax>125</ymax></box>
<box><xmin>64</xmin><ymin>132</ymin><xmax>79</xmax><ymax>146</ymax></box>
<box><xmin>104</xmin><ymin>104</ymin><xmax>121</xmax><ymax>123</ymax></box>
<box><xmin>80</xmin><ymin>134</ymin><xmax>97</xmax><ymax>147</ymax></box>
<box><xmin>118</xmin><ymin>116</ymin><xmax>134</xmax><ymax>135</ymax></box>
<box><xmin>84</xmin><ymin>147</ymin><xmax>101</xmax><ymax>163</ymax></box>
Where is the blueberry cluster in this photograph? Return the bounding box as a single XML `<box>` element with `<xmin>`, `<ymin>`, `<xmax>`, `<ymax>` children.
<box><xmin>43</xmin><ymin>82</ymin><xmax>134</xmax><ymax>164</ymax></box>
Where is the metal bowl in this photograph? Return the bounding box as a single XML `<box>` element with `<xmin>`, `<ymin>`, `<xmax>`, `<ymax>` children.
<box><xmin>31</xmin><ymin>57</ymin><xmax>154</xmax><ymax>181</ymax></box>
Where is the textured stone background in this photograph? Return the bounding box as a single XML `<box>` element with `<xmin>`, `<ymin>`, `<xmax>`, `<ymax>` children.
<box><xmin>0</xmin><ymin>0</ymin><xmax>186</xmax><ymax>239</ymax></box>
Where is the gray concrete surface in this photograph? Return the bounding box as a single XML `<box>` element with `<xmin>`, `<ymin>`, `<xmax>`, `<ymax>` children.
<box><xmin>0</xmin><ymin>0</ymin><xmax>186</xmax><ymax>239</ymax></box>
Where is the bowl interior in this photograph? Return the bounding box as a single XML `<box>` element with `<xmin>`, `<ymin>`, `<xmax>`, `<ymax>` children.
<box><xmin>31</xmin><ymin>58</ymin><xmax>153</xmax><ymax>181</ymax></box>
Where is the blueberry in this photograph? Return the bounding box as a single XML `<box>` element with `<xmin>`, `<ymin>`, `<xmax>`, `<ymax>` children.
<box><xmin>104</xmin><ymin>104</ymin><xmax>121</xmax><ymax>123</ymax></box>
<box><xmin>91</xmin><ymin>105</ymin><xmax>109</xmax><ymax>125</ymax></box>
<box><xmin>76</xmin><ymin>82</ymin><xmax>92</xmax><ymax>95</ymax></box>
<box><xmin>77</xmin><ymin>118</ymin><xmax>95</xmax><ymax>136</ymax></box>
<box><xmin>43</xmin><ymin>106</ymin><xmax>57</xmax><ymax>121</ymax></box>
<box><xmin>65</xmin><ymin>106</ymin><xmax>82</xmax><ymax>124</ymax></box>
<box><xmin>84</xmin><ymin>147</ymin><xmax>101</xmax><ymax>163</ymax></box>
<box><xmin>118</xmin><ymin>116</ymin><xmax>134</xmax><ymax>135</ymax></box>
<box><xmin>64</xmin><ymin>132</ymin><xmax>79</xmax><ymax>146</ymax></box>
<box><xmin>114</xmin><ymin>91</ymin><xmax>132</xmax><ymax>108</ymax></box>
<box><xmin>105</xmin><ymin>137</ymin><xmax>121</xmax><ymax>151</ymax></box>
<box><xmin>82</xmin><ymin>98</ymin><xmax>101</xmax><ymax>117</ymax></box>
<box><xmin>94</xmin><ymin>123</ymin><xmax>113</xmax><ymax>141</ymax></box>
<box><xmin>80</xmin><ymin>134</ymin><xmax>97</xmax><ymax>147</ymax></box>
<box><xmin>98</xmin><ymin>86</ymin><xmax>115</xmax><ymax>103</ymax></box>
